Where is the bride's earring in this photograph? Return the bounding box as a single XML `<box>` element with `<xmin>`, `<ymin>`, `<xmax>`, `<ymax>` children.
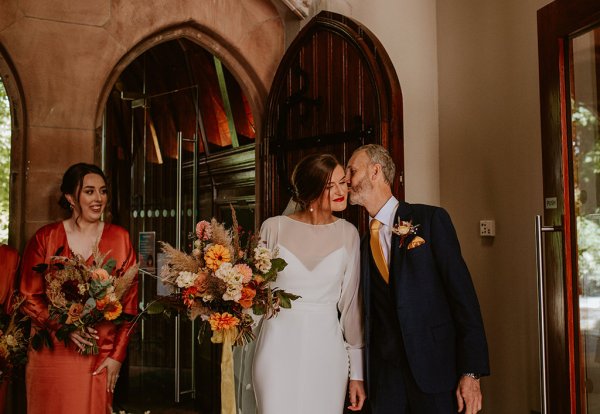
<box><xmin>309</xmin><ymin>206</ymin><xmax>314</xmax><ymax>212</ymax></box>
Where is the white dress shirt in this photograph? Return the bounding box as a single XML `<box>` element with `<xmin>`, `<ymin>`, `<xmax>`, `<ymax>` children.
<box><xmin>369</xmin><ymin>196</ymin><xmax>399</xmax><ymax>266</ymax></box>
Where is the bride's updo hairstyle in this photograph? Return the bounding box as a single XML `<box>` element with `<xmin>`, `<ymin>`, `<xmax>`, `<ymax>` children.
<box><xmin>291</xmin><ymin>153</ymin><xmax>340</xmax><ymax>211</ymax></box>
<box><xmin>58</xmin><ymin>163</ymin><xmax>107</xmax><ymax>211</ymax></box>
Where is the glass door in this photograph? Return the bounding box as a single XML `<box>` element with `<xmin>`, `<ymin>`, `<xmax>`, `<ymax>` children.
<box><xmin>116</xmin><ymin>87</ymin><xmax>201</xmax><ymax>413</ymax></box>
<box><xmin>537</xmin><ymin>1</ymin><xmax>600</xmax><ymax>413</ymax></box>
<box><xmin>572</xmin><ymin>27</ymin><xmax>600</xmax><ymax>414</ymax></box>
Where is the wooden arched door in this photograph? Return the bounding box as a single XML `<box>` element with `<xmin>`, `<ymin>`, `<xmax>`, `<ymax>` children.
<box><xmin>260</xmin><ymin>11</ymin><xmax>403</xmax><ymax>233</ymax></box>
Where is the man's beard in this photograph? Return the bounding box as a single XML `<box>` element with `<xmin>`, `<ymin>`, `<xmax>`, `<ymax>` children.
<box><xmin>348</xmin><ymin>175</ymin><xmax>371</xmax><ymax>206</ymax></box>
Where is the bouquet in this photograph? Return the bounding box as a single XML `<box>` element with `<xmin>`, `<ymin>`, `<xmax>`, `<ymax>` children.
<box><xmin>32</xmin><ymin>247</ymin><xmax>138</xmax><ymax>354</ymax></box>
<box><xmin>156</xmin><ymin>209</ymin><xmax>299</xmax><ymax>414</ymax></box>
<box><xmin>0</xmin><ymin>296</ymin><xmax>29</xmax><ymax>383</ymax></box>
<box><xmin>157</xmin><ymin>209</ymin><xmax>299</xmax><ymax>345</ymax></box>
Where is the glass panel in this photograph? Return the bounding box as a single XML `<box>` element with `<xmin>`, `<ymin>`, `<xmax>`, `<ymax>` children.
<box><xmin>572</xmin><ymin>27</ymin><xmax>600</xmax><ymax>413</ymax></box>
<box><xmin>0</xmin><ymin>79</ymin><xmax>10</xmax><ymax>244</ymax></box>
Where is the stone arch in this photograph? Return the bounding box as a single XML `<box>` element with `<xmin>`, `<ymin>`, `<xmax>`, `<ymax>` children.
<box><xmin>94</xmin><ymin>21</ymin><xmax>280</xmax><ymax>141</ymax></box>
<box><xmin>0</xmin><ymin>43</ymin><xmax>26</xmax><ymax>248</ymax></box>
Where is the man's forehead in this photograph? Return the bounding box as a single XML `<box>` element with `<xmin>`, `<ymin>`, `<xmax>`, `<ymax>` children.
<box><xmin>348</xmin><ymin>151</ymin><xmax>368</xmax><ymax>167</ymax></box>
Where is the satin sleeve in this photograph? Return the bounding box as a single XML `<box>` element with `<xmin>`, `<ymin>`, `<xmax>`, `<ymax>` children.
<box><xmin>0</xmin><ymin>245</ymin><xmax>20</xmax><ymax>314</ymax></box>
<box><xmin>338</xmin><ymin>222</ymin><xmax>364</xmax><ymax>380</ymax></box>
<box><xmin>19</xmin><ymin>228</ymin><xmax>62</xmax><ymax>332</ymax></box>
<box><xmin>109</xmin><ymin>231</ymin><xmax>138</xmax><ymax>363</ymax></box>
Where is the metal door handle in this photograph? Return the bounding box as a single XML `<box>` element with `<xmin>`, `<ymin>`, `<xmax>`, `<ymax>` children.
<box><xmin>535</xmin><ymin>215</ymin><xmax>562</xmax><ymax>414</ymax></box>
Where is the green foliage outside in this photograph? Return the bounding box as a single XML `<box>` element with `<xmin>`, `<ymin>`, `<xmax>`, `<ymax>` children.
<box><xmin>573</xmin><ymin>101</ymin><xmax>600</xmax><ymax>296</ymax></box>
<box><xmin>0</xmin><ymin>79</ymin><xmax>10</xmax><ymax>244</ymax></box>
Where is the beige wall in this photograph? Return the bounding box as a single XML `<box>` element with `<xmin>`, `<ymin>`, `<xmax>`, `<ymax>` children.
<box><xmin>437</xmin><ymin>0</ymin><xmax>551</xmax><ymax>412</ymax></box>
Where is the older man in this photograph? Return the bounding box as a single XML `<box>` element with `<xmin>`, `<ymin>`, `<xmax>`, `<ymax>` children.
<box><xmin>346</xmin><ymin>144</ymin><xmax>489</xmax><ymax>414</ymax></box>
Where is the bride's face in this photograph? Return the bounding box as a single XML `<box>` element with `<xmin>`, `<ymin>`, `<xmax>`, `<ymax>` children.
<box><xmin>316</xmin><ymin>165</ymin><xmax>348</xmax><ymax>212</ymax></box>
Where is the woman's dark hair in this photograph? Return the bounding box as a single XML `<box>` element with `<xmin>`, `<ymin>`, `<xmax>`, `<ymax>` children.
<box><xmin>58</xmin><ymin>163</ymin><xmax>107</xmax><ymax>210</ymax></box>
<box><xmin>291</xmin><ymin>153</ymin><xmax>340</xmax><ymax>210</ymax></box>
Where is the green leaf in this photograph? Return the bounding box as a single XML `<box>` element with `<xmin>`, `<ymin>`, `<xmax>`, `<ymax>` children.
<box><xmin>270</xmin><ymin>258</ymin><xmax>287</xmax><ymax>272</ymax></box>
<box><xmin>252</xmin><ymin>305</ymin><xmax>265</xmax><ymax>315</ymax></box>
<box><xmin>146</xmin><ymin>302</ymin><xmax>166</xmax><ymax>315</ymax></box>
<box><xmin>275</xmin><ymin>290</ymin><xmax>301</xmax><ymax>309</ymax></box>
<box><xmin>102</xmin><ymin>258</ymin><xmax>117</xmax><ymax>274</ymax></box>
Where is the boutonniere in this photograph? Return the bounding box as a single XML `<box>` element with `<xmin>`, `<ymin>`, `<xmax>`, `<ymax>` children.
<box><xmin>391</xmin><ymin>220</ymin><xmax>426</xmax><ymax>250</ymax></box>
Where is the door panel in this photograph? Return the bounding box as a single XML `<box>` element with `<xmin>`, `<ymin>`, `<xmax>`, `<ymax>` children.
<box><xmin>261</xmin><ymin>11</ymin><xmax>403</xmax><ymax>234</ymax></box>
<box><xmin>538</xmin><ymin>1</ymin><xmax>600</xmax><ymax>412</ymax></box>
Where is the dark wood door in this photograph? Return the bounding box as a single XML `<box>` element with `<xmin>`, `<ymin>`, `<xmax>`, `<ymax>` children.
<box><xmin>260</xmin><ymin>11</ymin><xmax>403</xmax><ymax>234</ymax></box>
<box><xmin>538</xmin><ymin>1</ymin><xmax>600</xmax><ymax>413</ymax></box>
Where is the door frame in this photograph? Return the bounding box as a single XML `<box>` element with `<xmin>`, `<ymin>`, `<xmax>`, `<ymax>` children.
<box><xmin>538</xmin><ymin>1</ymin><xmax>600</xmax><ymax>412</ymax></box>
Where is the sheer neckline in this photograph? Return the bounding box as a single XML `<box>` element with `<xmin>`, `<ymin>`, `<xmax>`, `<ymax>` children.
<box><xmin>282</xmin><ymin>215</ymin><xmax>342</xmax><ymax>227</ymax></box>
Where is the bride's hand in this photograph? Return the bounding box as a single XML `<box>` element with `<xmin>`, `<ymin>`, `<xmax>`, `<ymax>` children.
<box><xmin>348</xmin><ymin>379</ymin><xmax>366</xmax><ymax>411</ymax></box>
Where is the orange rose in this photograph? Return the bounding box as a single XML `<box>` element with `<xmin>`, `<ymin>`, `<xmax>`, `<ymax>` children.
<box><xmin>66</xmin><ymin>303</ymin><xmax>84</xmax><ymax>324</ymax></box>
<box><xmin>95</xmin><ymin>297</ymin><xmax>108</xmax><ymax>311</ymax></box>
<box><xmin>92</xmin><ymin>268</ymin><xmax>110</xmax><ymax>281</ymax></box>
<box><xmin>238</xmin><ymin>287</ymin><xmax>256</xmax><ymax>309</ymax></box>
<box><xmin>103</xmin><ymin>301</ymin><xmax>123</xmax><ymax>320</ymax></box>
<box><xmin>208</xmin><ymin>312</ymin><xmax>239</xmax><ymax>331</ymax></box>
<box><xmin>204</xmin><ymin>244</ymin><xmax>231</xmax><ymax>271</ymax></box>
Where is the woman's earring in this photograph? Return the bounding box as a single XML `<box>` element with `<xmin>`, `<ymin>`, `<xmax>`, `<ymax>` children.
<box><xmin>69</xmin><ymin>204</ymin><xmax>74</xmax><ymax>210</ymax></box>
<box><xmin>309</xmin><ymin>206</ymin><xmax>314</xmax><ymax>212</ymax></box>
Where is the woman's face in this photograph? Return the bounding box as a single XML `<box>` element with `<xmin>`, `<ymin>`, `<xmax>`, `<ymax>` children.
<box><xmin>68</xmin><ymin>173</ymin><xmax>108</xmax><ymax>223</ymax></box>
<box><xmin>316</xmin><ymin>165</ymin><xmax>348</xmax><ymax>212</ymax></box>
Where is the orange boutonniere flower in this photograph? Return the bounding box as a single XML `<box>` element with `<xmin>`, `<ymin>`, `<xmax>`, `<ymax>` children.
<box><xmin>392</xmin><ymin>220</ymin><xmax>426</xmax><ymax>249</ymax></box>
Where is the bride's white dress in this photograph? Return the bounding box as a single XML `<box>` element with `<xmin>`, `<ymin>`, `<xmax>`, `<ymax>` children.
<box><xmin>252</xmin><ymin>215</ymin><xmax>364</xmax><ymax>414</ymax></box>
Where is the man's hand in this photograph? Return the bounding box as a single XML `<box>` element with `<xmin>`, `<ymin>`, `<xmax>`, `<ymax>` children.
<box><xmin>456</xmin><ymin>375</ymin><xmax>482</xmax><ymax>413</ymax></box>
<box><xmin>348</xmin><ymin>379</ymin><xmax>366</xmax><ymax>411</ymax></box>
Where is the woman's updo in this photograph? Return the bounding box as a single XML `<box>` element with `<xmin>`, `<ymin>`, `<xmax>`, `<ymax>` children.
<box><xmin>290</xmin><ymin>153</ymin><xmax>340</xmax><ymax>210</ymax></box>
<box><xmin>58</xmin><ymin>163</ymin><xmax>107</xmax><ymax>210</ymax></box>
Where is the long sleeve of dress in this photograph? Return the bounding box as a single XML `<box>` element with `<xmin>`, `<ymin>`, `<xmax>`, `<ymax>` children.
<box><xmin>0</xmin><ymin>245</ymin><xmax>20</xmax><ymax>314</ymax></box>
<box><xmin>338</xmin><ymin>223</ymin><xmax>364</xmax><ymax>380</ymax></box>
<box><xmin>19</xmin><ymin>226</ymin><xmax>63</xmax><ymax>332</ymax></box>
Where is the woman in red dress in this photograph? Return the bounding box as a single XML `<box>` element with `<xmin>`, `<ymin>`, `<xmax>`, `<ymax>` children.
<box><xmin>19</xmin><ymin>163</ymin><xmax>138</xmax><ymax>414</ymax></box>
<box><xmin>0</xmin><ymin>244</ymin><xmax>20</xmax><ymax>410</ymax></box>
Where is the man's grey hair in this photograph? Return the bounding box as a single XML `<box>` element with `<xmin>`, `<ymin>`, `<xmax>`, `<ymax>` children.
<box><xmin>357</xmin><ymin>144</ymin><xmax>396</xmax><ymax>185</ymax></box>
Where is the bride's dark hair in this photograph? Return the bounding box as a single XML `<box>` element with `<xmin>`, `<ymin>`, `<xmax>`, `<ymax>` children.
<box><xmin>291</xmin><ymin>153</ymin><xmax>340</xmax><ymax>210</ymax></box>
<box><xmin>58</xmin><ymin>163</ymin><xmax>108</xmax><ymax>211</ymax></box>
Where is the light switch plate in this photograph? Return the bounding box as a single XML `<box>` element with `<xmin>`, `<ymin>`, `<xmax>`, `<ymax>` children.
<box><xmin>480</xmin><ymin>220</ymin><xmax>495</xmax><ymax>237</ymax></box>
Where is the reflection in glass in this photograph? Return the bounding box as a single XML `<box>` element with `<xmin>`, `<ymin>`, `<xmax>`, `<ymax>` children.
<box><xmin>572</xmin><ymin>27</ymin><xmax>600</xmax><ymax>413</ymax></box>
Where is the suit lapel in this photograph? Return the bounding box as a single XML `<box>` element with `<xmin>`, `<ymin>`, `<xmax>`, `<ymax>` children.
<box><xmin>389</xmin><ymin>201</ymin><xmax>412</xmax><ymax>286</ymax></box>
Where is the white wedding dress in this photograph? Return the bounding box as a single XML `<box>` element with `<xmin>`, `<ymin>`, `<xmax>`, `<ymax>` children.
<box><xmin>250</xmin><ymin>215</ymin><xmax>364</xmax><ymax>414</ymax></box>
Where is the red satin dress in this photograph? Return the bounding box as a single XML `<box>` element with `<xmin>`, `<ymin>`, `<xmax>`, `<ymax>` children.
<box><xmin>19</xmin><ymin>221</ymin><xmax>138</xmax><ymax>414</ymax></box>
<box><xmin>0</xmin><ymin>244</ymin><xmax>20</xmax><ymax>410</ymax></box>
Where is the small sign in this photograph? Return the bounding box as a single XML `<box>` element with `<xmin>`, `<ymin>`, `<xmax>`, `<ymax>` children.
<box><xmin>545</xmin><ymin>197</ymin><xmax>558</xmax><ymax>209</ymax></box>
<box><xmin>138</xmin><ymin>231</ymin><xmax>156</xmax><ymax>274</ymax></box>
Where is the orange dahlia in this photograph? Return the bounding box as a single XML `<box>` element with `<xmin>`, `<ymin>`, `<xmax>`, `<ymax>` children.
<box><xmin>204</xmin><ymin>244</ymin><xmax>231</xmax><ymax>271</ymax></box>
<box><xmin>103</xmin><ymin>301</ymin><xmax>123</xmax><ymax>320</ymax></box>
<box><xmin>208</xmin><ymin>312</ymin><xmax>239</xmax><ymax>331</ymax></box>
<box><xmin>183</xmin><ymin>286</ymin><xmax>199</xmax><ymax>307</ymax></box>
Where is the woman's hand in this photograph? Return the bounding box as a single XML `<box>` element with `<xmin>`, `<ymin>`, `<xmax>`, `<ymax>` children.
<box><xmin>69</xmin><ymin>327</ymin><xmax>99</xmax><ymax>351</ymax></box>
<box><xmin>93</xmin><ymin>357</ymin><xmax>122</xmax><ymax>393</ymax></box>
<box><xmin>348</xmin><ymin>379</ymin><xmax>366</xmax><ymax>411</ymax></box>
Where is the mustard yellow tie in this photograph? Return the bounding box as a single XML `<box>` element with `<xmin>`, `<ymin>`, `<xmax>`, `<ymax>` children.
<box><xmin>370</xmin><ymin>219</ymin><xmax>389</xmax><ymax>283</ymax></box>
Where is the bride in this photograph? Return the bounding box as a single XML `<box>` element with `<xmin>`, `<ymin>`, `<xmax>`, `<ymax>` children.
<box><xmin>252</xmin><ymin>153</ymin><xmax>366</xmax><ymax>413</ymax></box>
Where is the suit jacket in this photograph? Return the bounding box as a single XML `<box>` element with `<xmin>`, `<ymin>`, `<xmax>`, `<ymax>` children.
<box><xmin>362</xmin><ymin>201</ymin><xmax>490</xmax><ymax>395</ymax></box>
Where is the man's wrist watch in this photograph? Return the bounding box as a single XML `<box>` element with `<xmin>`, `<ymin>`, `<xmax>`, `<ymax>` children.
<box><xmin>462</xmin><ymin>373</ymin><xmax>481</xmax><ymax>380</ymax></box>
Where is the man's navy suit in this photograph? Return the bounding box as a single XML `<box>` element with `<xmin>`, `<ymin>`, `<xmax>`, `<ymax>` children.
<box><xmin>362</xmin><ymin>201</ymin><xmax>490</xmax><ymax>413</ymax></box>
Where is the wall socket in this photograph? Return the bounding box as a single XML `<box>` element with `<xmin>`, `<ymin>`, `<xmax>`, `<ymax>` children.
<box><xmin>480</xmin><ymin>220</ymin><xmax>495</xmax><ymax>237</ymax></box>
